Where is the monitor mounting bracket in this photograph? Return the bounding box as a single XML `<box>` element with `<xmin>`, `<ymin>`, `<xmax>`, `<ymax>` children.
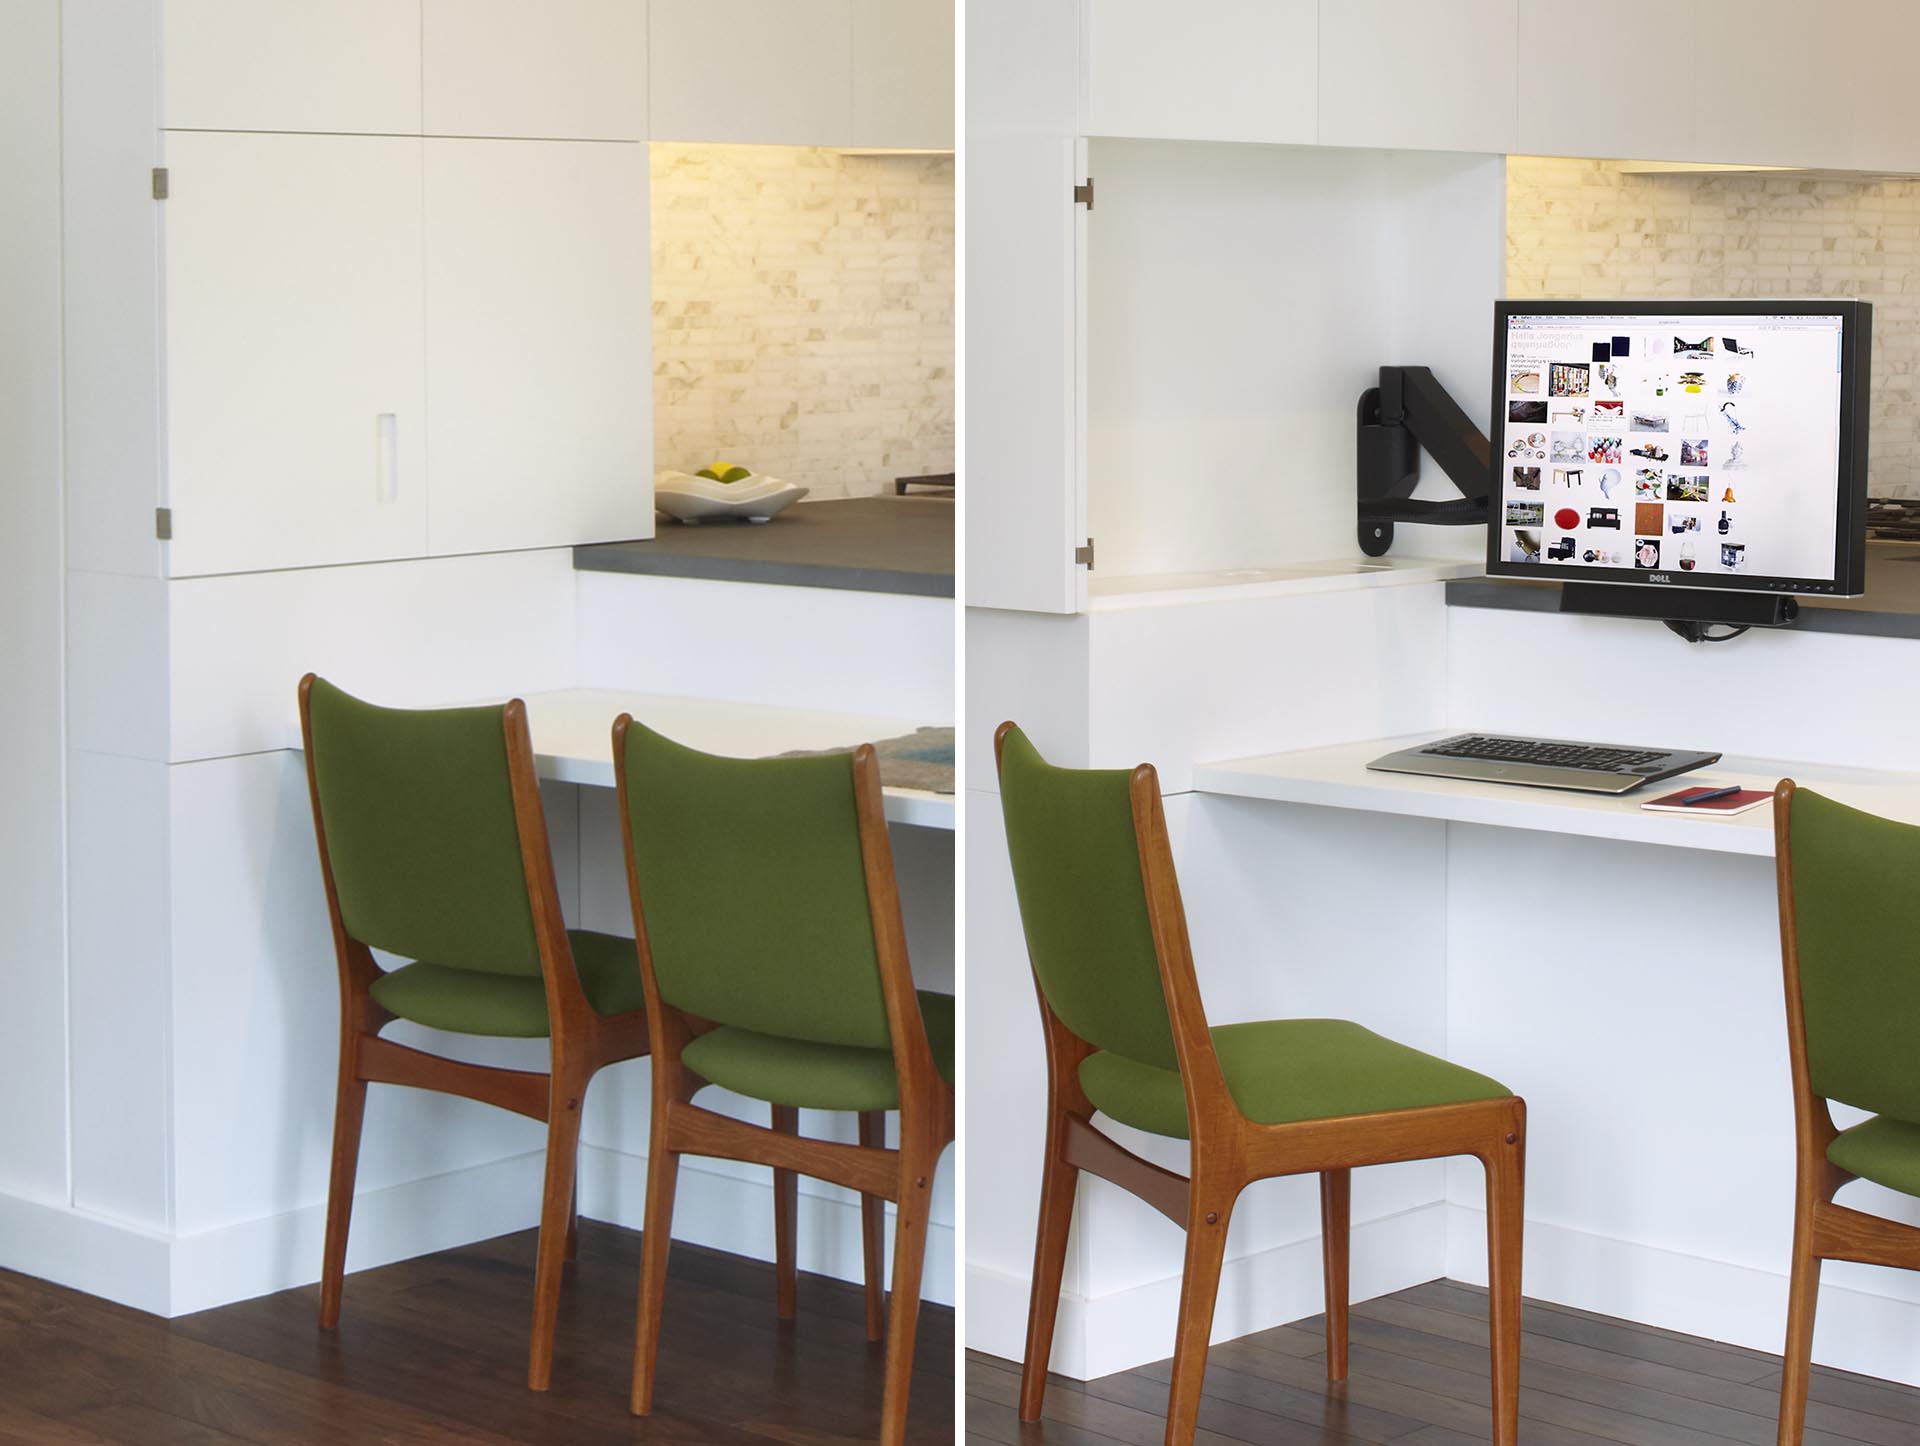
<box><xmin>1357</xmin><ymin>365</ymin><xmax>1490</xmax><ymax>557</ymax></box>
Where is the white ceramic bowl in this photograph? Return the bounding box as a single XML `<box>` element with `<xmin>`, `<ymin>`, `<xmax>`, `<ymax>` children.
<box><xmin>654</xmin><ymin>470</ymin><xmax>809</xmax><ymax>524</ymax></box>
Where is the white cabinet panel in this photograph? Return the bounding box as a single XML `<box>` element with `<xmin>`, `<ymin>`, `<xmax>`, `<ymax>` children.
<box><xmin>424</xmin><ymin>139</ymin><xmax>652</xmax><ymax>557</ymax></box>
<box><xmin>650</xmin><ymin>0</ymin><xmax>853</xmax><ymax>145</ymax></box>
<box><xmin>966</xmin><ymin>136</ymin><xmax>1082</xmax><ymax>615</ymax></box>
<box><xmin>1318</xmin><ymin>0</ymin><xmax>1516</xmax><ymax>154</ymax></box>
<box><xmin>1690</xmin><ymin>0</ymin><xmax>1848</xmax><ymax>168</ymax></box>
<box><xmin>1083</xmin><ymin>0</ymin><xmax>1316</xmax><ymax>145</ymax></box>
<box><xmin>1840</xmin><ymin>0</ymin><xmax>1920</xmax><ymax>172</ymax></box>
<box><xmin>851</xmin><ymin>0</ymin><xmax>954</xmax><ymax>150</ymax></box>
<box><xmin>162</xmin><ymin>0</ymin><xmax>422</xmax><ymax>135</ymax></box>
<box><xmin>423</xmin><ymin>0</ymin><xmax>647</xmax><ymax>140</ymax></box>
<box><xmin>163</xmin><ymin>132</ymin><xmax>427</xmax><ymax>576</ymax></box>
<box><xmin>1518</xmin><ymin>2</ymin><xmax>1685</xmax><ymax>160</ymax></box>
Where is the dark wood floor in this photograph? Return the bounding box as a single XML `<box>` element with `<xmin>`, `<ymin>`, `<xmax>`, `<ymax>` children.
<box><xmin>966</xmin><ymin>1279</ymin><xmax>1920</xmax><ymax>1445</ymax></box>
<box><xmin>0</xmin><ymin>1220</ymin><xmax>952</xmax><ymax>1443</ymax></box>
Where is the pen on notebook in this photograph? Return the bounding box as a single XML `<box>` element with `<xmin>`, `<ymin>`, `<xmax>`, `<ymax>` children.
<box><xmin>1681</xmin><ymin>784</ymin><xmax>1741</xmax><ymax>806</ymax></box>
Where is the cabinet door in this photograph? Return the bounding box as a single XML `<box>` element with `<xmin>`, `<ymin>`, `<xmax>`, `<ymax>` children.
<box><xmin>1319</xmin><ymin>0</ymin><xmax>1516</xmax><ymax>154</ymax></box>
<box><xmin>424</xmin><ymin>139</ymin><xmax>651</xmax><ymax>557</ymax></box>
<box><xmin>1083</xmin><ymin>0</ymin><xmax>1316</xmax><ymax>144</ymax></box>
<box><xmin>967</xmin><ymin>136</ymin><xmax>1083</xmax><ymax>614</ymax></box>
<box><xmin>1689</xmin><ymin>0</ymin><xmax>1850</xmax><ymax>168</ymax></box>
<box><xmin>649</xmin><ymin>0</ymin><xmax>853</xmax><ymax>145</ymax></box>
<box><xmin>1518</xmin><ymin>2</ymin><xmax>1686</xmax><ymax>160</ymax></box>
<box><xmin>851</xmin><ymin>0</ymin><xmax>954</xmax><ymax>150</ymax></box>
<box><xmin>163</xmin><ymin>133</ymin><xmax>427</xmax><ymax>577</ymax></box>
<box><xmin>422</xmin><ymin>0</ymin><xmax>647</xmax><ymax>141</ymax></box>
<box><xmin>162</xmin><ymin>0</ymin><xmax>421</xmax><ymax>134</ymax></box>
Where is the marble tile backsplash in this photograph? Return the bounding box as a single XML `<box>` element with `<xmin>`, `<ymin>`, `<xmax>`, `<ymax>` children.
<box><xmin>651</xmin><ymin>144</ymin><xmax>954</xmax><ymax>500</ymax></box>
<box><xmin>1508</xmin><ymin>157</ymin><xmax>1919</xmax><ymax>497</ymax></box>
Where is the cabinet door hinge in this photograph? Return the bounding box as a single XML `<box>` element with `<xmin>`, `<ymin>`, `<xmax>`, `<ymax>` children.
<box><xmin>151</xmin><ymin>167</ymin><xmax>169</xmax><ymax>200</ymax></box>
<box><xmin>154</xmin><ymin>507</ymin><xmax>172</xmax><ymax>540</ymax></box>
<box><xmin>1074</xmin><ymin>539</ymin><xmax>1095</xmax><ymax>569</ymax></box>
<box><xmin>1073</xmin><ymin>177</ymin><xmax>1094</xmax><ymax>210</ymax></box>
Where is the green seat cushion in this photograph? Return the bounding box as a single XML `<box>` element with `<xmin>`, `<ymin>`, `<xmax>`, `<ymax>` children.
<box><xmin>681</xmin><ymin>991</ymin><xmax>954</xmax><ymax>1111</ymax></box>
<box><xmin>1829</xmin><ymin>1115</ymin><xmax>1920</xmax><ymax>1199</ymax></box>
<box><xmin>1078</xmin><ymin>1018</ymin><xmax>1510</xmax><ymax>1140</ymax></box>
<box><xmin>370</xmin><ymin>930</ymin><xmax>644</xmax><ymax>1038</ymax></box>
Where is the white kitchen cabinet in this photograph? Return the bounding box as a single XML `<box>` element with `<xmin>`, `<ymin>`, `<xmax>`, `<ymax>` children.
<box><xmin>1689</xmin><ymin>0</ymin><xmax>1850</xmax><ymax>169</ymax></box>
<box><xmin>424</xmin><ymin>139</ymin><xmax>652</xmax><ymax>557</ymax></box>
<box><xmin>1318</xmin><ymin>0</ymin><xmax>1516</xmax><ymax>154</ymax></box>
<box><xmin>162</xmin><ymin>132</ymin><xmax>427</xmax><ymax>576</ymax></box>
<box><xmin>650</xmin><ymin>0</ymin><xmax>853</xmax><ymax>146</ymax></box>
<box><xmin>1518</xmin><ymin>2</ymin><xmax>1687</xmax><ymax>161</ymax></box>
<box><xmin>1082</xmin><ymin>0</ymin><xmax>1316</xmax><ymax>145</ymax></box>
<box><xmin>162</xmin><ymin>0</ymin><xmax>422</xmax><ymax>135</ymax></box>
<box><xmin>1850</xmin><ymin>0</ymin><xmax>1920</xmax><ymax>173</ymax></box>
<box><xmin>422</xmin><ymin>0</ymin><xmax>647</xmax><ymax>141</ymax></box>
<box><xmin>966</xmin><ymin>135</ymin><xmax>1084</xmax><ymax>615</ymax></box>
<box><xmin>851</xmin><ymin>0</ymin><xmax>954</xmax><ymax>150</ymax></box>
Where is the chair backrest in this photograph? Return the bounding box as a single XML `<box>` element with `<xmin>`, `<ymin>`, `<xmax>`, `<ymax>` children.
<box><xmin>994</xmin><ymin>724</ymin><xmax>1179</xmax><ymax>1070</ymax></box>
<box><xmin>616</xmin><ymin>719</ymin><xmax>892</xmax><ymax>1050</ymax></box>
<box><xmin>1780</xmin><ymin>784</ymin><xmax>1920</xmax><ymax>1122</ymax></box>
<box><xmin>302</xmin><ymin>676</ymin><xmax>542</xmax><ymax>977</ymax></box>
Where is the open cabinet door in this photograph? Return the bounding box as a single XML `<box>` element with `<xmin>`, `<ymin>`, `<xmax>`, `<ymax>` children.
<box><xmin>964</xmin><ymin>0</ymin><xmax>1083</xmax><ymax>613</ymax></box>
<box><xmin>966</xmin><ymin>134</ymin><xmax>1086</xmax><ymax>614</ymax></box>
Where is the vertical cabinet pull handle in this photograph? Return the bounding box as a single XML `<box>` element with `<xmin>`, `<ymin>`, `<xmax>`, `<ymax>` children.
<box><xmin>375</xmin><ymin>413</ymin><xmax>399</xmax><ymax>503</ymax></box>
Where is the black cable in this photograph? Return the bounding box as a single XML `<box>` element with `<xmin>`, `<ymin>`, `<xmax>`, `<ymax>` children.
<box><xmin>1662</xmin><ymin>620</ymin><xmax>1752</xmax><ymax>644</ymax></box>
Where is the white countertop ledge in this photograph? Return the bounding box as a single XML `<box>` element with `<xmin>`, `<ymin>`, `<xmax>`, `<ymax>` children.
<box><xmin>286</xmin><ymin>687</ymin><xmax>954</xmax><ymax>831</ymax></box>
<box><xmin>1087</xmin><ymin>556</ymin><xmax>1482</xmax><ymax>610</ymax></box>
<box><xmin>1194</xmin><ymin>732</ymin><xmax>1920</xmax><ymax>857</ymax></box>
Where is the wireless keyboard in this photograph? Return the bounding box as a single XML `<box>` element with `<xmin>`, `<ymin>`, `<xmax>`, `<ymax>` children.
<box><xmin>1367</xmin><ymin>732</ymin><xmax>1721</xmax><ymax>795</ymax></box>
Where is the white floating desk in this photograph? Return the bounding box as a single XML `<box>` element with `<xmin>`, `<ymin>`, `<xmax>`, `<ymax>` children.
<box><xmin>1194</xmin><ymin>732</ymin><xmax>1920</xmax><ymax>856</ymax></box>
<box><xmin>290</xmin><ymin>687</ymin><xmax>955</xmax><ymax>831</ymax></box>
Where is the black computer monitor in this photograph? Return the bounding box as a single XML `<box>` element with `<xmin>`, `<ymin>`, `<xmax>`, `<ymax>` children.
<box><xmin>1488</xmin><ymin>300</ymin><xmax>1870</xmax><ymax>598</ymax></box>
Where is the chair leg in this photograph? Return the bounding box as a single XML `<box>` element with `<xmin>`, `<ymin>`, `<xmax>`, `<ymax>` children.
<box><xmin>318</xmin><ymin>1064</ymin><xmax>369</xmax><ymax>1330</ymax></box>
<box><xmin>773</xmin><ymin>1104</ymin><xmax>800</xmax><ymax>1321</ymax></box>
<box><xmin>1320</xmin><ymin>1168</ymin><xmax>1351</xmax><ymax>1382</ymax></box>
<box><xmin>1778</xmin><ymin>1201</ymin><xmax>1824</xmax><ymax>1446</ymax></box>
<box><xmin>859</xmin><ymin>1110</ymin><xmax>888</xmax><ymax>1342</ymax></box>
<box><xmin>629</xmin><ymin>1123</ymin><xmax>683</xmax><ymax>1415</ymax></box>
<box><xmin>1484</xmin><ymin>1113</ymin><xmax>1526</xmax><ymax>1446</ymax></box>
<box><xmin>527</xmin><ymin>1069</ymin><xmax>587</xmax><ymax>1392</ymax></box>
<box><xmin>1018</xmin><ymin>1114</ymin><xmax>1082</xmax><ymax>1420</ymax></box>
<box><xmin>1164</xmin><ymin>1192</ymin><xmax>1235</xmax><ymax>1446</ymax></box>
<box><xmin>876</xmin><ymin>1146</ymin><xmax>935</xmax><ymax>1446</ymax></box>
<box><xmin>565</xmin><ymin>1181</ymin><xmax>579</xmax><ymax>1263</ymax></box>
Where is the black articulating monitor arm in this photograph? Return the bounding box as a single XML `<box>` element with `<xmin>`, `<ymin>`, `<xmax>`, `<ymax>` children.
<box><xmin>1356</xmin><ymin>365</ymin><xmax>1490</xmax><ymax>557</ymax></box>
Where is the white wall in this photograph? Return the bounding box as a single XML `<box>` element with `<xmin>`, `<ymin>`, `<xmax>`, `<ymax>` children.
<box><xmin>0</xmin><ymin>0</ymin><xmax>73</xmax><ymax>1209</ymax></box>
<box><xmin>1085</xmin><ymin>143</ymin><xmax>1501</xmax><ymax>580</ymax></box>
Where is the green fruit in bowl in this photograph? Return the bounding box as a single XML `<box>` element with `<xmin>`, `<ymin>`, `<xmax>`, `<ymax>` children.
<box><xmin>694</xmin><ymin>461</ymin><xmax>753</xmax><ymax>484</ymax></box>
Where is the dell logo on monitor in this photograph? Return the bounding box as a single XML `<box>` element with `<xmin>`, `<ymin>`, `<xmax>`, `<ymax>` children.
<box><xmin>1648</xmin><ymin>572</ymin><xmax>1674</xmax><ymax>583</ymax></box>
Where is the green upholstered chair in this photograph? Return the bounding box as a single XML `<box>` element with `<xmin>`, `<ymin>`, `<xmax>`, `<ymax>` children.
<box><xmin>297</xmin><ymin>675</ymin><xmax>654</xmax><ymax>1391</ymax></box>
<box><xmin>995</xmin><ymin>723</ymin><xmax>1528</xmax><ymax>1446</ymax></box>
<box><xmin>613</xmin><ymin>716</ymin><xmax>953</xmax><ymax>1446</ymax></box>
<box><xmin>1774</xmin><ymin>781</ymin><xmax>1920</xmax><ymax>1444</ymax></box>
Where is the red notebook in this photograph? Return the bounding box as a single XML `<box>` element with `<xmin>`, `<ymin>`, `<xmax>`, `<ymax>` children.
<box><xmin>1640</xmin><ymin>785</ymin><xmax>1772</xmax><ymax>816</ymax></box>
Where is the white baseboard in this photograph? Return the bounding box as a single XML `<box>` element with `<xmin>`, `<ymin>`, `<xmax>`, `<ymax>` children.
<box><xmin>1444</xmin><ymin>1202</ymin><xmax>1920</xmax><ymax>1389</ymax></box>
<box><xmin>169</xmin><ymin>1151</ymin><xmax>551</xmax><ymax>1317</ymax></box>
<box><xmin>0</xmin><ymin>1187</ymin><xmax>172</xmax><ymax>1315</ymax></box>
<box><xmin>577</xmin><ymin>1143</ymin><xmax>955</xmax><ymax>1308</ymax></box>
<box><xmin>967</xmin><ymin>1201</ymin><xmax>1449</xmax><ymax>1380</ymax></box>
<box><xmin>0</xmin><ymin>1142</ymin><xmax>953</xmax><ymax>1319</ymax></box>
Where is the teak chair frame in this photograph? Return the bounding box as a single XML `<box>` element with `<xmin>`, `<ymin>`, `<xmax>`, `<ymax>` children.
<box><xmin>996</xmin><ymin>723</ymin><xmax>1528</xmax><ymax>1446</ymax></box>
<box><xmin>298</xmin><ymin>676</ymin><xmax>653</xmax><ymax>1390</ymax></box>
<box><xmin>1773</xmin><ymin>779</ymin><xmax>1920</xmax><ymax>1445</ymax></box>
<box><xmin>614</xmin><ymin>717</ymin><xmax>955</xmax><ymax>1446</ymax></box>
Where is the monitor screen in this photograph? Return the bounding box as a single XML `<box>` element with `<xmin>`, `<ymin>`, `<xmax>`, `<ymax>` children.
<box><xmin>1487</xmin><ymin>300</ymin><xmax>1869</xmax><ymax>596</ymax></box>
